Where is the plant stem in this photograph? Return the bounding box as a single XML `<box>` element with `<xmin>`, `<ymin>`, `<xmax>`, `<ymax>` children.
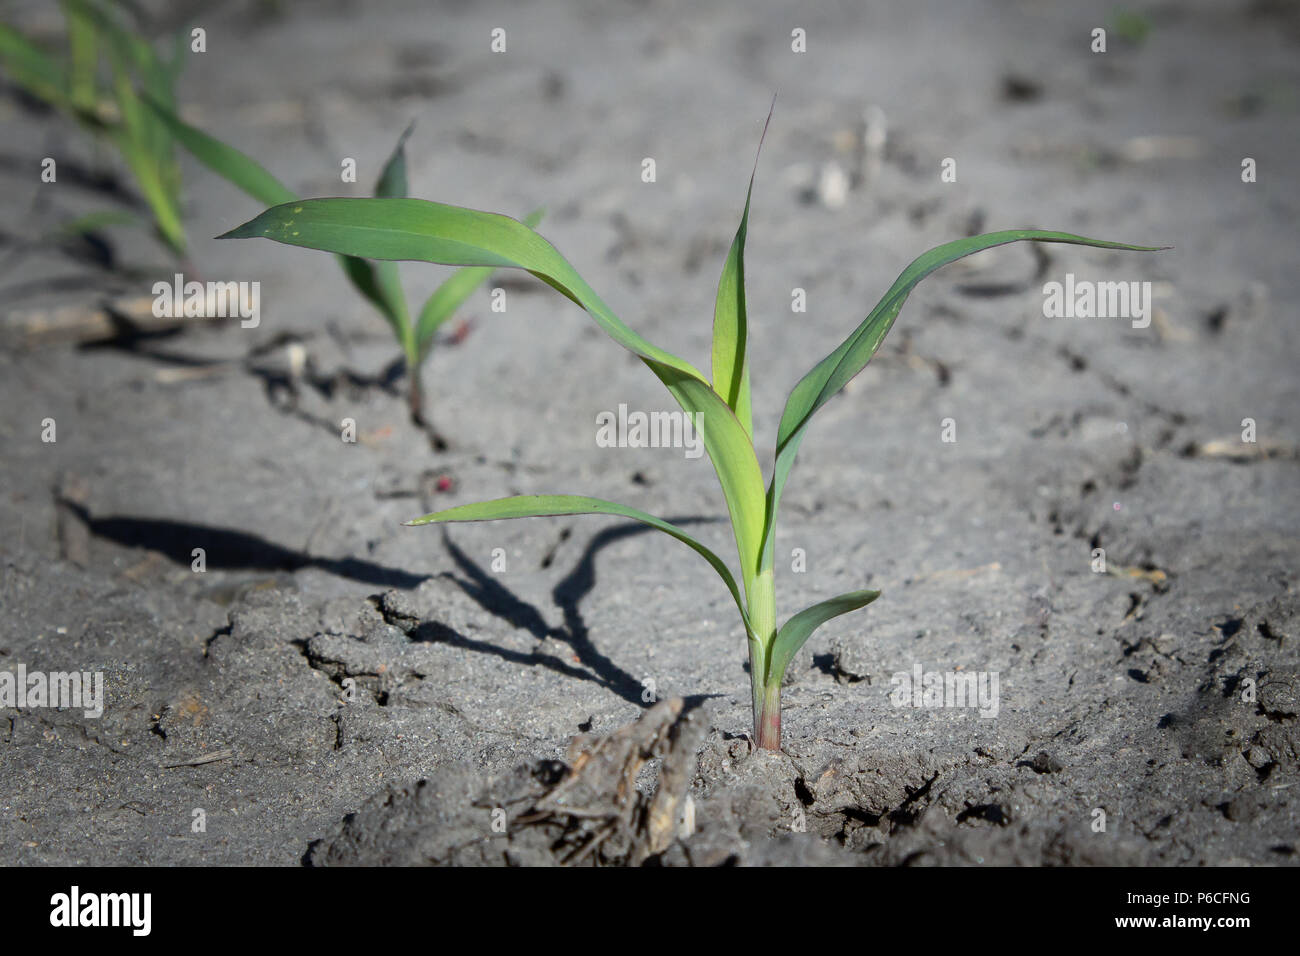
<box><xmin>746</xmin><ymin>568</ymin><xmax>779</xmax><ymax>749</ymax></box>
<box><xmin>756</xmin><ymin>679</ymin><xmax>782</xmax><ymax>750</ymax></box>
<box><xmin>407</xmin><ymin>361</ymin><xmax>424</xmax><ymax>426</ymax></box>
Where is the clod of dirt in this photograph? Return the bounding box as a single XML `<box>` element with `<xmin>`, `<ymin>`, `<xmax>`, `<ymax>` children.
<box><xmin>374</xmin><ymin>589</ymin><xmax>422</xmax><ymax>635</ymax></box>
<box><xmin>1029</xmin><ymin>751</ymin><xmax>1065</xmax><ymax>774</ymax></box>
<box><xmin>310</xmin><ymin>698</ymin><xmax>707</xmax><ymax>866</ymax></box>
<box><xmin>828</xmin><ymin>635</ymin><xmax>872</xmax><ymax>684</ymax></box>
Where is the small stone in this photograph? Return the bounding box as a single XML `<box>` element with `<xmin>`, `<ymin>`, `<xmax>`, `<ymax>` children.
<box><xmin>1030</xmin><ymin>751</ymin><xmax>1065</xmax><ymax>774</ymax></box>
<box><xmin>1243</xmin><ymin>746</ymin><xmax>1271</xmax><ymax>769</ymax></box>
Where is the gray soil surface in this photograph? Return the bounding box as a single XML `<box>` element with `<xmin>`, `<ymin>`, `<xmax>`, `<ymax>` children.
<box><xmin>1</xmin><ymin>0</ymin><xmax>1297</xmax><ymax>865</ymax></box>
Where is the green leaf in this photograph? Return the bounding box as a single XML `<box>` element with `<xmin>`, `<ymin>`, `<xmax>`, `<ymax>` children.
<box><xmin>711</xmin><ymin>106</ymin><xmax>772</xmax><ymax>442</ymax></box>
<box><xmin>0</xmin><ymin>24</ymin><xmax>70</xmax><ymax>111</ymax></box>
<box><xmin>164</xmin><ymin>22</ymin><xmax>189</xmax><ymax>81</ymax></box>
<box><xmin>142</xmin><ymin>95</ymin><xmax>297</xmax><ymax>206</ymax></box>
<box><xmin>767</xmin><ymin>589</ymin><xmax>880</xmax><ymax>684</ymax></box>
<box><xmin>372</xmin><ymin>261</ymin><xmax>413</xmax><ymax>359</ymax></box>
<box><xmin>374</xmin><ymin>121</ymin><xmax>414</xmax><ymax>199</ymax></box>
<box><xmin>63</xmin><ymin>0</ymin><xmax>97</xmax><ymax>115</ymax></box>
<box><xmin>69</xmin><ymin>0</ymin><xmax>153</xmax><ymax>71</ymax></box>
<box><xmin>221</xmin><ymin>197</ymin><xmax>769</xmax><ymax>594</ymax></box>
<box><xmin>68</xmin><ymin>0</ymin><xmax>177</xmax><ymax>190</ymax></box>
<box><xmin>415</xmin><ymin>207</ymin><xmax>545</xmax><ymax>359</ymax></box>
<box><xmin>220</xmin><ymin>199</ymin><xmax>686</xmax><ymax>363</ymax></box>
<box><xmin>760</xmin><ymin>230</ymin><xmax>1169</xmax><ymax>573</ymax></box>
<box><xmin>149</xmin><ymin>95</ymin><xmax>414</xmax><ymax>348</ymax></box>
<box><xmin>156</xmin><ymin>106</ymin><xmax>419</xmax><ymax>346</ymax></box>
<box><xmin>102</xmin><ymin>34</ymin><xmax>184</xmax><ymax>253</ymax></box>
<box><xmin>367</xmin><ymin>123</ymin><xmax>418</xmax><ymax>356</ymax></box>
<box><xmin>406</xmin><ymin>494</ymin><xmax>752</xmax><ymax>634</ymax></box>
<box><xmin>55</xmin><ymin>209</ymin><xmax>141</xmax><ymax>236</ymax></box>
<box><xmin>332</xmin><ymin>256</ymin><xmax>405</xmax><ymax>346</ymax></box>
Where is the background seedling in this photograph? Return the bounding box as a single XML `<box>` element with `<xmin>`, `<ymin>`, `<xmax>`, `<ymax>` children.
<box><xmin>222</xmin><ymin>111</ymin><xmax>1165</xmax><ymax>749</ymax></box>
<box><xmin>0</xmin><ymin>0</ymin><xmax>189</xmax><ymax>256</ymax></box>
<box><xmin>146</xmin><ymin>101</ymin><xmax>541</xmax><ymax>437</ymax></box>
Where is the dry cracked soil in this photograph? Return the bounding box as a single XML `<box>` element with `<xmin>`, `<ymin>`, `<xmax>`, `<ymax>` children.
<box><xmin>1</xmin><ymin>0</ymin><xmax>1297</xmax><ymax>866</ymax></box>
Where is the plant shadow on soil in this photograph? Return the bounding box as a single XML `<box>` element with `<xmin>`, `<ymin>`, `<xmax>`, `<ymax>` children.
<box><xmin>420</xmin><ymin>522</ymin><xmax>726</xmax><ymax>707</ymax></box>
<box><xmin>60</xmin><ymin>500</ymin><xmax>428</xmax><ymax>589</ymax></box>
<box><xmin>63</xmin><ymin>486</ymin><xmax>725</xmax><ymax>711</ymax></box>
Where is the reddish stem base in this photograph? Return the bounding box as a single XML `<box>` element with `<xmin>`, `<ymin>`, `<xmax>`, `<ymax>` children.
<box><xmin>755</xmin><ymin>683</ymin><xmax>782</xmax><ymax>750</ymax></box>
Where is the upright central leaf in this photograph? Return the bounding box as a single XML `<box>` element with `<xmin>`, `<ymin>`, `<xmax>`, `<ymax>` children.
<box><xmin>711</xmin><ymin>174</ymin><xmax>756</xmax><ymax>442</ymax></box>
<box><xmin>710</xmin><ymin>105</ymin><xmax>772</xmax><ymax>444</ymax></box>
<box><xmin>369</xmin><ymin>124</ymin><xmax>416</xmax><ymax>359</ymax></box>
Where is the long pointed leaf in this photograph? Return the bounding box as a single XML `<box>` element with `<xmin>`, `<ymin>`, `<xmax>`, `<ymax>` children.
<box><xmin>405</xmin><ymin>494</ymin><xmax>751</xmax><ymax>633</ymax></box>
<box><xmin>153</xmin><ymin>101</ymin><xmax>416</xmax><ymax>343</ymax></box>
<box><xmin>760</xmin><ymin>230</ymin><xmax>1169</xmax><ymax>573</ymax></box>
<box><xmin>370</xmin><ymin>261</ymin><xmax>413</xmax><ymax>356</ymax></box>
<box><xmin>711</xmin><ymin>106</ymin><xmax>772</xmax><ymax>442</ymax></box>
<box><xmin>221</xmin><ymin>198</ymin><xmax>769</xmax><ymax>594</ymax></box>
<box><xmin>221</xmin><ymin>199</ymin><xmax>699</xmax><ymax>370</ymax></box>
<box><xmin>767</xmin><ymin>589</ymin><xmax>880</xmax><ymax>684</ymax></box>
<box><xmin>415</xmin><ymin>207</ymin><xmax>545</xmax><ymax>359</ymax></box>
<box><xmin>369</xmin><ymin>122</ymin><xmax>418</xmax><ymax>356</ymax></box>
<box><xmin>374</xmin><ymin>121</ymin><xmax>414</xmax><ymax>199</ymax></box>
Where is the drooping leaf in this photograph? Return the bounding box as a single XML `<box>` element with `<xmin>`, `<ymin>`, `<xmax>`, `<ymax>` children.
<box><xmin>710</xmin><ymin>104</ymin><xmax>772</xmax><ymax>442</ymax></box>
<box><xmin>766</xmin><ymin>589</ymin><xmax>880</xmax><ymax>684</ymax></box>
<box><xmin>154</xmin><ymin>103</ymin><xmax>418</xmax><ymax>345</ymax></box>
<box><xmin>406</xmin><ymin>494</ymin><xmax>752</xmax><ymax>633</ymax></box>
<box><xmin>221</xmin><ymin>198</ymin><xmax>769</xmax><ymax>592</ymax></box>
<box><xmin>415</xmin><ymin>207</ymin><xmax>545</xmax><ymax>359</ymax></box>
<box><xmin>759</xmin><ymin>230</ymin><xmax>1170</xmax><ymax>573</ymax></box>
<box><xmin>221</xmin><ymin>199</ymin><xmax>687</xmax><ymax>364</ymax></box>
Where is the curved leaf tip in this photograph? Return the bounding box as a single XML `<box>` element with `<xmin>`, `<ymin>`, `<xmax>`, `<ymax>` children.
<box><xmin>767</xmin><ymin>588</ymin><xmax>881</xmax><ymax>684</ymax></box>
